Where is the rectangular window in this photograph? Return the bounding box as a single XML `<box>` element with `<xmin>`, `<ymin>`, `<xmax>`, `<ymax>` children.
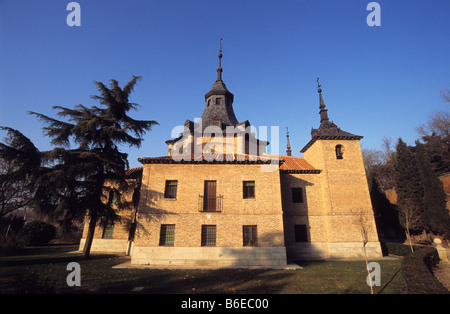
<box><xmin>201</xmin><ymin>225</ymin><xmax>216</xmax><ymax>246</ymax></box>
<box><xmin>243</xmin><ymin>225</ymin><xmax>258</xmax><ymax>246</ymax></box>
<box><xmin>102</xmin><ymin>223</ymin><xmax>114</xmax><ymax>239</ymax></box>
<box><xmin>164</xmin><ymin>180</ymin><xmax>178</xmax><ymax>199</ymax></box>
<box><xmin>243</xmin><ymin>181</ymin><xmax>255</xmax><ymax>199</ymax></box>
<box><xmin>291</xmin><ymin>187</ymin><xmax>304</xmax><ymax>203</ymax></box>
<box><xmin>294</xmin><ymin>225</ymin><xmax>308</xmax><ymax>242</ymax></box>
<box><xmin>159</xmin><ymin>224</ymin><xmax>175</xmax><ymax>246</ymax></box>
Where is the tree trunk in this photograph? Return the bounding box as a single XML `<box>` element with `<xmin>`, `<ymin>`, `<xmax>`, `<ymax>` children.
<box><xmin>82</xmin><ymin>212</ymin><xmax>98</xmax><ymax>259</ymax></box>
<box><xmin>405</xmin><ymin>228</ymin><xmax>414</xmax><ymax>253</ymax></box>
<box><xmin>363</xmin><ymin>243</ymin><xmax>374</xmax><ymax>294</ymax></box>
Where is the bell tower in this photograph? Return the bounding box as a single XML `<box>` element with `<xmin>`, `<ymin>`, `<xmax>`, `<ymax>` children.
<box><xmin>300</xmin><ymin>79</ymin><xmax>382</xmax><ymax>259</ymax></box>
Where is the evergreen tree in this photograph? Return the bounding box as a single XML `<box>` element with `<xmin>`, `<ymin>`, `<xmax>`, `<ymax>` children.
<box><xmin>393</xmin><ymin>139</ymin><xmax>425</xmax><ymax>236</ymax></box>
<box><xmin>415</xmin><ymin>141</ymin><xmax>450</xmax><ymax>237</ymax></box>
<box><xmin>0</xmin><ymin>127</ymin><xmax>41</xmax><ymax>226</ymax></box>
<box><xmin>368</xmin><ymin>174</ymin><xmax>401</xmax><ymax>239</ymax></box>
<box><xmin>29</xmin><ymin>76</ymin><xmax>158</xmax><ymax>258</ymax></box>
<box><xmin>416</xmin><ymin>109</ymin><xmax>450</xmax><ymax>175</ymax></box>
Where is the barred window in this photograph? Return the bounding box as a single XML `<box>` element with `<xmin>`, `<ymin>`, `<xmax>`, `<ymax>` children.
<box><xmin>159</xmin><ymin>224</ymin><xmax>175</xmax><ymax>246</ymax></box>
<box><xmin>243</xmin><ymin>225</ymin><xmax>258</xmax><ymax>246</ymax></box>
<box><xmin>164</xmin><ymin>180</ymin><xmax>178</xmax><ymax>199</ymax></box>
<box><xmin>201</xmin><ymin>225</ymin><xmax>216</xmax><ymax>246</ymax></box>
<box><xmin>243</xmin><ymin>181</ymin><xmax>255</xmax><ymax>199</ymax></box>
<box><xmin>102</xmin><ymin>223</ymin><xmax>114</xmax><ymax>239</ymax></box>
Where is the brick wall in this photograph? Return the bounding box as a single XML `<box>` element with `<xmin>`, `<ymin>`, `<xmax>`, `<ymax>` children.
<box><xmin>134</xmin><ymin>163</ymin><xmax>285</xmax><ymax>249</ymax></box>
<box><xmin>79</xmin><ymin>179</ymin><xmax>138</xmax><ymax>252</ymax></box>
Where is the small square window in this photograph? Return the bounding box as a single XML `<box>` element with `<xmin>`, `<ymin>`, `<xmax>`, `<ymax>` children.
<box><xmin>243</xmin><ymin>225</ymin><xmax>258</xmax><ymax>246</ymax></box>
<box><xmin>164</xmin><ymin>180</ymin><xmax>178</xmax><ymax>199</ymax></box>
<box><xmin>291</xmin><ymin>187</ymin><xmax>303</xmax><ymax>203</ymax></box>
<box><xmin>201</xmin><ymin>225</ymin><xmax>216</xmax><ymax>246</ymax></box>
<box><xmin>102</xmin><ymin>223</ymin><xmax>114</xmax><ymax>239</ymax></box>
<box><xmin>159</xmin><ymin>224</ymin><xmax>175</xmax><ymax>246</ymax></box>
<box><xmin>243</xmin><ymin>181</ymin><xmax>255</xmax><ymax>199</ymax></box>
<box><xmin>215</xmin><ymin>98</ymin><xmax>221</xmax><ymax>105</ymax></box>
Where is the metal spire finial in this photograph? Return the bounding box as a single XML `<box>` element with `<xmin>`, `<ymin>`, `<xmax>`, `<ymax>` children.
<box><xmin>317</xmin><ymin>78</ymin><xmax>329</xmax><ymax>123</ymax></box>
<box><xmin>217</xmin><ymin>38</ymin><xmax>223</xmax><ymax>81</ymax></box>
<box><xmin>286</xmin><ymin>127</ymin><xmax>292</xmax><ymax>156</ymax></box>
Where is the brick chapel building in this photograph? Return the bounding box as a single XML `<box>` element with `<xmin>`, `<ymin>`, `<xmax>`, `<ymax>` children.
<box><xmin>79</xmin><ymin>50</ymin><xmax>383</xmax><ymax>266</ymax></box>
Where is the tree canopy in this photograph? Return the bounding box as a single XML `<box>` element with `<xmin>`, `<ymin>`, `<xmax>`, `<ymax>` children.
<box><xmin>0</xmin><ymin>127</ymin><xmax>41</xmax><ymax>224</ymax></box>
<box><xmin>1</xmin><ymin>76</ymin><xmax>158</xmax><ymax>258</ymax></box>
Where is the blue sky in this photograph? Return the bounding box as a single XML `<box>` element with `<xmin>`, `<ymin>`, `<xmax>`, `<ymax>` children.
<box><xmin>0</xmin><ymin>0</ymin><xmax>449</xmax><ymax>168</ymax></box>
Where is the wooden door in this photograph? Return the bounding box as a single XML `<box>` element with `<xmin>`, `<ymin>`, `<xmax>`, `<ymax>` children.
<box><xmin>204</xmin><ymin>180</ymin><xmax>216</xmax><ymax>211</ymax></box>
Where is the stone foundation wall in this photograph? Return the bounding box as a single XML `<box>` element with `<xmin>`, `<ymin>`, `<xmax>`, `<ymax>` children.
<box><xmin>286</xmin><ymin>242</ymin><xmax>383</xmax><ymax>260</ymax></box>
<box><xmin>131</xmin><ymin>246</ymin><xmax>287</xmax><ymax>267</ymax></box>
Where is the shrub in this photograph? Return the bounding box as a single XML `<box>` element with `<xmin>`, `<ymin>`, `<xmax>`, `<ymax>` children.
<box><xmin>402</xmin><ymin>246</ymin><xmax>448</xmax><ymax>294</ymax></box>
<box><xmin>0</xmin><ymin>234</ymin><xmax>26</xmax><ymax>255</ymax></box>
<box><xmin>19</xmin><ymin>221</ymin><xmax>56</xmax><ymax>246</ymax></box>
<box><xmin>382</xmin><ymin>242</ymin><xmax>422</xmax><ymax>257</ymax></box>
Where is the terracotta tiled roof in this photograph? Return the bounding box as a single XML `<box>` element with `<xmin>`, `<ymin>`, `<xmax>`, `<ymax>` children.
<box><xmin>137</xmin><ymin>154</ymin><xmax>320</xmax><ymax>173</ymax></box>
<box><xmin>384</xmin><ymin>188</ymin><xmax>397</xmax><ymax>205</ymax></box>
<box><xmin>278</xmin><ymin>155</ymin><xmax>319</xmax><ymax>173</ymax></box>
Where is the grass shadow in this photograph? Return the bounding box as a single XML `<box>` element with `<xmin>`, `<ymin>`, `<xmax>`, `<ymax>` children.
<box><xmin>377</xmin><ymin>267</ymin><xmax>402</xmax><ymax>294</ymax></box>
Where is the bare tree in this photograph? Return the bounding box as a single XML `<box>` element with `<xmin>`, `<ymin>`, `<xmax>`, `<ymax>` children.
<box><xmin>416</xmin><ymin>110</ymin><xmax>450</xmax><ymax>140</ymax></box>
<box><xmin>399</xmin><ymin>198</ymin><xmax>422</xmax><ymax>253</ymax></box>
<box><xmin>353</xmin><ymin>209</ymin><xmax>375</xmax><ymax>294</ymax></box>
<box><xmin>380</xmin><ymin>136</ymin><xmax>395</xmax><ymax>164</ymax></box>
<box><xmin>362</xmin><ymin>147</ymin><xmax>383</xmax><ymax>174</ymax></box>
<box><xmin>440</xmin><ymin>89</ymin><xmax>450</xmax><ymax>102</ymax></box>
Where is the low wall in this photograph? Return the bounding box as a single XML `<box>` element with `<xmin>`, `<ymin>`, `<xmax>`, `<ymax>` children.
<box><xmin>131</xmin><ymin>246</ymin><xmax>288</xmax><ymax>267</ymax></box>
<box><xmin>286</xmin><ymin>242</ymin><xmax>383</xmax><ymax>260</ymax></box>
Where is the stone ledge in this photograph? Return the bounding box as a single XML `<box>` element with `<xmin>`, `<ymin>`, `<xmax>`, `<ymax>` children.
<box><xmin>130</xmin><ymin>246</ymin><xmax>288</xmax><ymax>267</ymax></box>
<box><xmin>287</xmin><ymin>242</ymin><xmax>383</xmax><ymax>260</ymax></box>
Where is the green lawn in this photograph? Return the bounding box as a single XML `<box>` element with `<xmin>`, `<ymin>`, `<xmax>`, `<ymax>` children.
<box><xmin>0</xmin><ymin>245</ymin><xmax>404</xmax><ymax>294</ymax></box>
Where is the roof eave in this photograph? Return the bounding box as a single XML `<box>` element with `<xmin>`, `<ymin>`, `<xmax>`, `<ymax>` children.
<box><xmin>300</xmin><ymin>135</ymin><xmax>364</xmax><ymax>153</ymax></box>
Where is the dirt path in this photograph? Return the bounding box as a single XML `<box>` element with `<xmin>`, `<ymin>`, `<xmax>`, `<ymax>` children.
<box><xmin>433</xmin><ymin>248</ymin><xmax>450</xmax><ymax>292</ymax></box>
